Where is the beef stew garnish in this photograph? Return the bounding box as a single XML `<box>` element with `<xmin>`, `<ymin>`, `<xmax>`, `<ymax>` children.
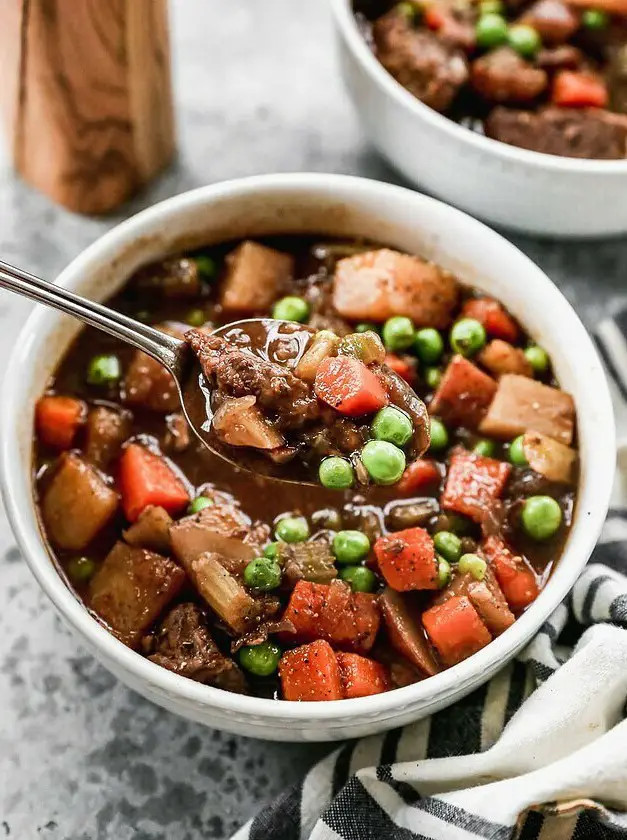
<box><xmin>33</xmin><ymin>236</ymin><xmax>578</xmax><ymax>701</ymax></box>
<box><xmin>356</xmin><ymin>0</ymin><xmax>627</xmax><ymax>159</ymax></box>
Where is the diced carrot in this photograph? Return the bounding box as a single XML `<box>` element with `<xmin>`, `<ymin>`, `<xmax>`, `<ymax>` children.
<box><xmin>552</xmin><ymin>71</ymin><xmax>609</xmax><ymax>109</ymax></box>
<box><xmin>461</xmin><ymin>298</ymin><xmax>519</xmax><ymax>344</ymax></box>
<box><xmin>36</xmin><ymin>395</ymin><xmax>86</xmax><ymax>450</ymax></box>
<box><xmin>314</xmin><ymin>356</ymin><xmax>388</xmax><ymax>417</ymax></box>
<box><xmin>440</xmin><ymin>447</ymin><xmax>511</xmax><ymax>523</ymax></box>
<box><xmin>423</xmin><ymin>595</ymin><xmax>492</xmax><ymax>667</ymax></box>
<box><xmin>279</xmin><ymin>640</ymin><xmax>344</xmax><ymax>702</ymax></box>
<box><xmin>374</xmin><ymin>527</ymin><xmax>439</xmax><ymax>592</ymax></box>
<box><xmin>119</xmin><ymin>444</ymin><xmax>190</xmax><ymax>523</ymax></box>
<box><xmin>482</xmin><ymin>536</ymin><xmax>539</xmax><ymax>614</ymax></box>
<box><xmin>397</xmin><ymin>458</ymin><xmax>441</xmax><ymax>496</ymax></box>
<box><xmin>336</xmin><ymin>652</ymin><xmax>390</xmax><ymax>699</ymax></box>
<box><xmin>281</xmin><ymin>580</ymin><xmax>380</xmax><ymax>653</ymax></box>
<box><xmin>429</xmin><ymin>356</ymin><xmax>497</xmax><ymax>429</ymax></box>
<box><xmin>424</xmin><ymin>5</ymin><xmax>447</xmax><ymax>29</ymax></box>
<box><xmin>385</xmin><ymin>353</ymin><xmax>417</xmax><ymax>384</ymax></box>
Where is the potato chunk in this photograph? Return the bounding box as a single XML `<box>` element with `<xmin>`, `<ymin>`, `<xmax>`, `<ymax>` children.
<box><xmin>123</xmin><ymin>505</ymin><xmax>173</xmax><ymax>554</ymax></box>
<box><xmin>479</xmin><ymin>374</ymin><xmax>575</xmax><ymax>444</ymax></box>
<box><xmin>221</xmin><ymin>241</ymin><xmax>294</xmax><ymax>313</ymax></box>
<box><xmin>332</xmin><ymin>249</ymin><xmax>459</xmax><ymax>328</ymax></box>
<box><xmin>42</xmin><ymin>454</ymin><xmax>119</xmax><ymax>550</ymax></box>
<box><xmin>522</xmin><ymin>431</ymin><xmax>577</xmax><ymax>484</ymax></box>
<box><xmin>477</xmin><ymin>340</ymin><xmax>532</xmax><ymax>379</ymax></box>
<box><xmin>89</xmin><ymin>542</ymin><xmax>186</xmax><ymax>648</ymax></box>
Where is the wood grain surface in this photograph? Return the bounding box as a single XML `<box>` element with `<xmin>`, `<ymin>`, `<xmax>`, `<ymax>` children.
<box><xmin>1</xmin><ymin>0</ymin><xmax>175</xmax><ymax>215</ymax></box>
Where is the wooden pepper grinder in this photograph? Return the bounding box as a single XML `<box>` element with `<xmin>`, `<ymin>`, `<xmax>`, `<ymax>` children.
<box><xmin>0</xmin><ymin>0</ymin><xmax>175</xmax><ymax>214</ymax></box>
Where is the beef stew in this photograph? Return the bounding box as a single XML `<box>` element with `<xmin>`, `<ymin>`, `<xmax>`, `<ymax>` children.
<box><xmin>33</xmin><ymin>236</ymin><xmax>577</xmax><ymax>701</ymax></box>
<box><xmin>356</xmin><ymin>0</ymin><xmax>627</xmax><ymax>159</ymax></box>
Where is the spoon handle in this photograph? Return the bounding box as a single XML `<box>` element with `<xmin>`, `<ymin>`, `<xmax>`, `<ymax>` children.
<box><xmin>0</xmin><ymin>259</ymin><xmax>185</xmax><ymax>374</ymax></box>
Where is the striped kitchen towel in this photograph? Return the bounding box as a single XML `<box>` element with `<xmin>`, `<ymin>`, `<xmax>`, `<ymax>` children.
<box><xmin>232</xmin><ymin>313</ymin><xmax>627</xmax><ymax>840</ymax></box>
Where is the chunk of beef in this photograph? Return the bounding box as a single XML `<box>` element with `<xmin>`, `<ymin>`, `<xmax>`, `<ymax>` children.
<box><xmin>486</xmin><ymin>105</ymin><xmax>627</xmax><ymax>159</ymax></box>
<box><xmin>170</xmin><ymin>504</ymin><xmax>255</xmax><ymax>575</ymax></box>
<box><xmin>148</xmin><ymin>603</ymin><xmax>247</xmax><ymax>692</ymax></box>
<box><xmin>186</xmin><ymin>330</ymin><xmax>319</xmax><ymax>429</ymax></box>
<box><xmin>89</xmin><ymin>542</ymin><xmax>186</xmax><ymax>648</ymax></box>
<box><xmin>221</xmin><ymin>241</ymin><xmax>294</xmax><ymax>313</ymax></box>
<box><xmin>608</xmin><ymin>43</ymin><xmax>627</xmax><ymax>115</ymax></box>
<box><xmin>471</xmin><ymin>48</ymin><xmax>548</xmax><ymax>103</ymax></box>
<box><xmin>537</xmin><ymin>45</ymin><xmax>584</xmax><ymax>72</ymax></box>
<box><xmin>85</xmin><ymin>406</ymin><xmax>132</xmax><ymax>467</ymax></box>
<box><xmin>135</xmin><ymin>257</ymin><xmax>201</xmax><ymax>299</ymax></box>
<box><xmin>373</xmin><ymin>11</ymin><xmax>469</xmax><ymax>111</ymax></box>
<box><xmin>124</xmin><ymin>325</ymin><xmax>184</xmax><ymax>413</ymax></box>
<box><xmin>42</xmin><ymin>453</ymin><xmax>119</xmax><ymax>550</ymax></box>
<box><xmin>333</xmin><ymin>249</ymin><xmax>459</xmax><ymax>329</ymax></box>
<box><xmin>520</xmin><ymin>0</ymin><xmax>579</xmax><ymax>44</ymax></box>
<box><xmin>123</xmin><ymin>505</ymin><xmax>173</xmax><ymax>554</ymax></box>
<box><xmin>479</xmin><ymin>374</ymin><xmax>575</xmax><ymax>444</ymax></box>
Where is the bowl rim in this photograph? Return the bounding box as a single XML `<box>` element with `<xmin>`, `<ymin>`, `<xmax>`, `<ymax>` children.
<box><xmin>0</xmin><ymin>172</ymin><xmax>616</xmax><ymax>724</ymax></box>
<box><xmin>330</xmin><ymin>0</ymin><xmax>627</xmax><ymax>175</ymax></box>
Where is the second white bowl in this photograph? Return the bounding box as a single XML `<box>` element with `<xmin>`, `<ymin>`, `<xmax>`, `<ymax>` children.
<box><xmin>331</xmin><ymin>0</ymin><xmax>627</xmax><ymax>238</ymax></box>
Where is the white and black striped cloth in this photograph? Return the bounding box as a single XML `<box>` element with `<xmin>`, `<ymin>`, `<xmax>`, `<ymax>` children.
<box><xmin>232</xmin><ymin>314</ymin><xmax>627</xmax><ymax>840</ymax></box>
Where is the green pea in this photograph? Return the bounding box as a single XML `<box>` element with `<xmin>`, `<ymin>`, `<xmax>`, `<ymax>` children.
<box><xmin>360</xmin><ymin>440</ymin><xmax>406</xmax><ymax>485</ymax></box>
<box><xmin>524</xmin><ymin>345</ymin><xmax>549</xmax><ymax>374</ymax></box>
<box><xmin>319</xmin><ymin>457</ymin><xmax>355</xmax><ymax>490</ymax></box>
<box><xmin>437</xmin><ymin>557</ymin><xmax>451</xmax><ymax>588</ymax></box>
<box><xmin>521</xmin><ymin>496</ymin><xmax>562</xmax><ymax>541</ymax></box>
<box><xmin>450</xmin><ymin>318</ymin><xmax>486</xmax><ymax>357</ymax></box>
<box><xmin>195</xmin><ymin>255</ymin><xmax>217</xmax><ymax>279</ymax></box>
<box><xmin>272</xmin><ymin>296</ymin><xmax>310</xmax><ymax>323</ymax></box>
<box><xmin>429</xmin><ymin>417</ymin><xmax>449</xmax><ymax>452</ymax></box>
<box><xmin>425</xmin><ymin>367</ymin><xmax>442</xmax><ymax>390</ymax></box>
<box><xmin>395</xmin><ymin>1</ymin><xmax>416</xmax><ymax>20</ymax></box>
<box><xmin>433</xmin><ymin>531</ymin><xmax>462</xmax><ymax>563</ymax></box>
<box><xmin>340</xmin><ymin>565</ymin><xmax>377</xmax><ymax>593</ymax></box>
<box><xmin>415</xmin><ymin>328</ymin><xmax>444</xmax><ymax>364</ymax></box>
<box><xmin>382</xmin><ymin>316</ymin><xmax>415</xmax><ymax>352</ymax></box>
<box><xmin>458</xmin><ymin>553</ymin><xmax>487</xmax><ymax>581</ymax></box>
<box><xmin>473</xmin><ymin>439</ymin><xmax>495</xmax><ymax>457</ymax></box>
<box><xmin>66</xmin><ymin>556</ymin><xmax>96</xmax><ymax>585</ymax></box>
<box><xmin>507</xmin><ymin>24</ymin><xmax>542</xmax><ymax>58</ymax></box>
<box><xmin>243</xmin><ymin>557</ymin><xmax>282</xmax><ymax>591</ymax></box>
<box><xmin>371</xmin><ymin>406</ymin><xmax>413</xmax><ymax>447</ymax></box>
<box><xmin>333</xmin><ymin>530</ymin><xmax>371</xmax><ymax>564</ymax></box>
<box><xmin>475</xmin><ymin>13</ymin><xmax>509</xmax><ymax>49</ymax></box>
<box><xmin>582</xmin><ymin>8</ymin><xmax>609</xmax><ymax>28</ymax></box>
<box><xmin>239</xmin><ymin>641</ymin><xmax>282</xmax><ymax>676</ymax></box>
<box><xmin>263</xmin><ymin>542</ymin><xmax>279</xmax><ymax>560</ymax></box>
<box><xmin>355</xmin><ymin>322</ymin><xmax>379</xmax><ymax>334</ymax></box>
<box><xmin>275</xmin><ymin>515</ymin><xmax>310</xmax><ymax>543</ymax></box>
<box><xmin>509</xmin><ymin>435</ymin><xmax>528</xmax><ymax>467</ymax></box>
<box><xmin>186</xmin><ymin>308</ymin><xmax>206</xmax><ymax>327</ymax></box>
<box><xmin>188</xmin><ymin>496</ymin><xmax>213</xmax><ymax>514</ymax></box>
<box><xmin>87</xmin><ymin>354</ymin><xmax>121</xmax><ymax>386</ymax></box>
<box><xmin>480</xmin><ymin>0</ymin><xmax>504</xmax><ymax>14</ymax></box>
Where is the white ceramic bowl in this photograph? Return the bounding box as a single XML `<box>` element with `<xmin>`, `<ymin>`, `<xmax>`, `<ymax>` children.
<box><xmin>330</xmin><ymin>0</ymin><xmax>627</xmax><ymax>238</ymax></box>
<box><xmin>0</xmin><ymin>174</ymin><xmax>615</xmax><ymax>741</ymax></box>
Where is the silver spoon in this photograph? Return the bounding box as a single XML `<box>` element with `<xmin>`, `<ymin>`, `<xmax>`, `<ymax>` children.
<box><xmin>0</xmin><ymin>258</ymin><xmax>296</xmax><ymax>476</ymax></box>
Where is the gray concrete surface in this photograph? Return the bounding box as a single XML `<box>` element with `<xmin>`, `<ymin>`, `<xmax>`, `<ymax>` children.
<box><xmin>1</xmin><ymin>1</ymin><xmax>626</xmax><ymax>838</ymax></box>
